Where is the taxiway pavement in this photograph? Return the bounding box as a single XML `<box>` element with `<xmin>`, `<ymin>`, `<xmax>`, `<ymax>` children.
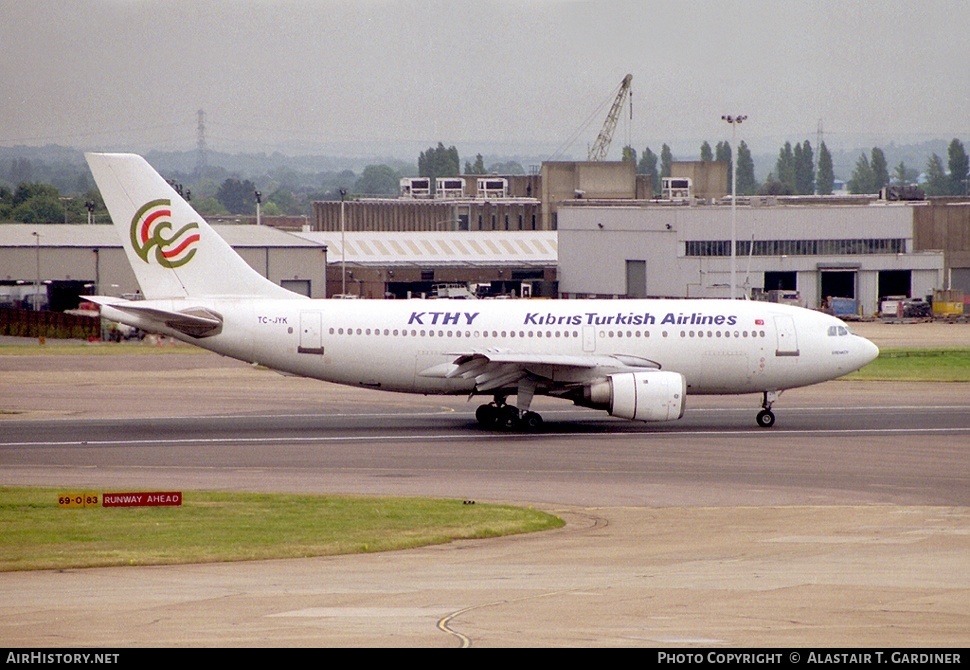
<box><xmin>0</xmin><ymin>322</ymin><xmax>967</xmax><ymax>647</ymax></box>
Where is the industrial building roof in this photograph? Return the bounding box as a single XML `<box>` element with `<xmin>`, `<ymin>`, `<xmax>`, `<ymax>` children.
<box><xmin>0</xmin><ymin>223</ymin><xmax>319</xmax><ymax>248</ymax></box>
<box><xmin>293</xmin><ymin>231</ymin><xmax>558</xmax><ymax>266</ymax></box>
<box><xmin>0</xmin><ymin>225</ymin><xmax>557</xmax><ymax>267</ymax></box>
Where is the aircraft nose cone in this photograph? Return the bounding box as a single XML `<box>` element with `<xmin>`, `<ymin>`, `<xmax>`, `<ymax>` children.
<box><xmin>857</xmin><ymin>336</ymin><xmax>880</xmax><ymax>368</ymax></box>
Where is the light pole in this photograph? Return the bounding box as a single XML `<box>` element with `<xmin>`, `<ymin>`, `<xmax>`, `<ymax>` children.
<box><xmin>254</xmin><ymin>190</ymin><xmax>262</xmax><ymax>226</ymax></box>
<box><xmin>31</xmin><ymin>231</ymin><xmax>41</xmax><ymax>310</ymax></box>
<box><xmin>339</xmin><ymin>188</ymin><xmax>347</xmax><ymax>296</ymax></box>
<box><xmin>721</xmin><ymin>114</ymin><xmax>747</xmax><ymax>299</ymax></box>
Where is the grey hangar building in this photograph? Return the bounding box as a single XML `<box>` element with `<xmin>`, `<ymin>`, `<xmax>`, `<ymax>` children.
<box><xmin>1</xmin><ymin>161</ymin><xmax>968</xmax><ymax>316</ymax></box>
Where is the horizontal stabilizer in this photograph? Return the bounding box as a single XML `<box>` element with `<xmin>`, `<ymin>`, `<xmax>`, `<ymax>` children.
<box><xmin>86</xmin><ymin>297</ymin><xmax>223</xmax><ymax>338</ymax></box>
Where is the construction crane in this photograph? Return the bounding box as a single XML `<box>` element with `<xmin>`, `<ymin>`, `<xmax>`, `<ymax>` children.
<box><xmin>587</xmin><ymin>74</ymin><xmax>632</xmax><ymax>161</ymax></box>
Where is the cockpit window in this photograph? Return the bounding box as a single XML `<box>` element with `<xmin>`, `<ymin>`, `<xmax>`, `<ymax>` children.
<box><xmin>828</xmin><ymin>325</ymin><xmax>850</xmax><ymax>336</ymax></box>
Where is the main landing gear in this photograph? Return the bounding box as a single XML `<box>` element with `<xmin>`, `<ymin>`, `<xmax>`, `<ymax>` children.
<box><xmin>756</xmin><ymin>390</ymin><xmax>781</xmax><ymax>428</ymax></box>
<box><xmin>476</xmin><ymin>397</ymin><xmax>544</xmax><ymax>432</ymax></box>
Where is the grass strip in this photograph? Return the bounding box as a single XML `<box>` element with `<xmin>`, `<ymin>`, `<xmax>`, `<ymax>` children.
<box><xmin>845</xmin><ymin>347</ymin><xmax>970</xmax><ymax>382</ymax></box>
<box><xmin>0</xmin><ymin>341</ymin><xmax>206</xmax><ymax>356</ymax></box>
<box><xmin>0</xmin><ymin>487</ymin><xmax>563</xmax><ymax>572</ymax></box>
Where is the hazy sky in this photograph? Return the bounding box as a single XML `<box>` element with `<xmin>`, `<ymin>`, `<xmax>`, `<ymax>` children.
<box><xmin>2</xmin><ymin>0</ymin><xmax>968</xmax><ymax>160</ymax></box>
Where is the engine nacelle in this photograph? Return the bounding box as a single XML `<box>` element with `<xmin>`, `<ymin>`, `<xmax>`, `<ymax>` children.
<box><xmin>585</xmin><ymin>370</ymin><xmax>686</xmax><ymax>422</ymax></box>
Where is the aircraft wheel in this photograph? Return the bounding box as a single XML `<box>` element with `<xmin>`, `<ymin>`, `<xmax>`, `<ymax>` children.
<box><xmin>756</xmin><ymin>409</ymin><xmax>775</xmax><ymax>428</ymax></box>
<box><xmin>498</xmin><ymin>405</ymin><xmax>520</xmax><ymax>430</ymax></box>
<box><xmin>521</xmin><ymin>411</ymin><xmax>543</xmax><ymax>432</ymax></box>
<box><xmin>476</xmin><ymin>404</ymin><xmax>498</xmax><ymax>427</ymax></box>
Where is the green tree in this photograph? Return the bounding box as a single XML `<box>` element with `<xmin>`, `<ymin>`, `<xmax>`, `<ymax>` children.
<box><xmin>947</xmin><ymin>138</ymin><xmax>969</xmax><ymax>195</ymax></box>
<box><xmin>758</xmin><ymin>173</ymin><xmax>790</xmax><ymax>196</ymax></box>
<box><xmin>816</xmin><ymin>142</ymin><xmax>834</xmax><ymax>195</ymax></box>
<box><xmin>0</xmin><ymin>185</ymin><xmax>11</xmax><ymax>220</ymax></box>
<box><xmin>660</xmin><ymin>144</ymin><xmax>672</xmax><ymax>182</ymax></box>
<box><xmin>637</xmin><ymin>147</ymin><xmax>659</xmax><ymax>195</ymax></box>
<box><xmin>268</xmin><ymin>188</ymin><xmax>301</xmax><ymax>214</ymax></box>
<box><xmin>260</xmin><ymin>201</ymin><xmax>283</xmax><ymax>216</ymax></box>
<box><xmin>700</xmin><ymin>141</ymin><xmax>713</xmax><ymax>162</ymax></box>
<box><xmin>736</xmin><ymin>141</ymin><xmax>757</xmax><ymax>196</ymax></box>
<box><xmin>4</xmin><ymin>182</ymin><xmax>73</xmax><ymax>222</ymax></box>
<box><xmin>355</xmin><ymin>164</ymin><xmax>400</xmax><ymax>195</ymax></box>
<box><xmin>13</xmin><ymin>182</ymin><xmax>59</xmax><ymax>205</ymax></box>
<box><xmin>215</xmin><ymin>177</ymin><xmax>258</xmax><ymax>214</ymax></box>
<box><xmin>715</xmin><ymin>141</ymin><xmax>732</xmax><ymax>192</ymax></box>
<box><xmin>794</xmin><ymin>141</ymin><xmax>815</xmax><ymax>195</ymax></box>
<box><xmin>464</xmin><ymin>153</ymin><xmax>487</xmax><ymax>175</ymax></box>
<box><xmin>11</xmin><ymin>196</ymin><xmax>64</xmax><ymax>223</ymax></box>
<box><xmin>775</xmin><ymin>142</ymin><xmax>796</xmax><ymax>193</ymax></box>
<box><xmin>622</xmin><ymin>145</ymin><xmax>637</xmax><ymax>164</ymax></box>
<box><xmin>638</xmin><ymin>146</ymin><xmax>657</xmax><ymax>173</ymax></box>
<box><xmin>192</xmin><ymin>196</ymin><xmax>229</xmax><ymax>217</ymax></box>
<box><xmin>893</xmin><ymin>161</ymin><xmax>919</xmax><ymax>185</ymax></box>
<box><xmin>848</xmin><ymin>153</ymin><xmax>875</xmax><ymax>194</ymax></box>
<box><xmin>892</xmin><ymin>162</ymin><xmax>906</xmax><ymax>184</ymax></box>
<box><xmin>923</xmin><ymin>154</ymin><xmax>948</xmax><ymax>196</ymax></box>
<box><xmin>870</xmin><ymin>147</ymin><xmax>889</xmax><ymax>192</ymax></box>
<box><xmin>418</xmin><ymin>143</ymin><xmax>460</xmax><ymax>192</ymax></box>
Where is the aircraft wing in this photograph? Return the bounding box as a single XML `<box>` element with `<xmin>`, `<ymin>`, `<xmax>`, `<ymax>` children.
<box><xmin>419</xmin><ymin>350</ymin><xmax>661</xmax><ymax>392</ymax></box>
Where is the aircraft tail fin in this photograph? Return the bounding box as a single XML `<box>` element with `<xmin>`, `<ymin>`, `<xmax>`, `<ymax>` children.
<box><xmin>86</xmin><ymin>152</ymin><xmax>299</xmax><ymax>300</ymax></box>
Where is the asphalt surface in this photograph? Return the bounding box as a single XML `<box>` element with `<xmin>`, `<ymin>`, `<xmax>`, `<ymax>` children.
<box><xmin>0</xmin><ymin>321</ymin><xmax>968</xmax><ymax>647</ymax></box>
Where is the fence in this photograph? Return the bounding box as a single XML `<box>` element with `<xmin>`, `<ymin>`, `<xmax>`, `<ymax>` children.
<box><xmin>0</xmin><ymin>308</ymin><xmax>101</xmax><ymax>340</ymax></box>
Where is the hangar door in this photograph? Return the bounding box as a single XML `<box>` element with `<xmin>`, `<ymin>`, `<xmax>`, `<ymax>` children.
<box><xmin>820</xmin><ymin>269</ymin><xmax>856</xmax><ymax>301</ymax></box>
<box><xmin>282</xmin><ymin>279</ymin><xmax>311</xmax><ymax>297</ymax></box>
<box><xmin>878</xmin><ymin>270</ymin><xmax>910</xmax><ymax>299</ymax></box>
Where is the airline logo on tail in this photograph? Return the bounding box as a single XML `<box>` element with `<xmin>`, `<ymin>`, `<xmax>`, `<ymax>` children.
<box><xmin>130</xmin><ymin>199</ymin><xmax>201</xmax><ymax>268</ymax></box>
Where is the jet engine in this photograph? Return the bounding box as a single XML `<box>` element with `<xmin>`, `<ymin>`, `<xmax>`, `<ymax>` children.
<box><xmin>582</xmin><ymin>370</ymin><xmax>686</xmax><ymax>422</ymax></box>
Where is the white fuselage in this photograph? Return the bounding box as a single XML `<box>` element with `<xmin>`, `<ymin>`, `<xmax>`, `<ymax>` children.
<box><xmin>103</xmin><ymin>297</ymin><xmax>878</xmax><ymax>398</ymax></box>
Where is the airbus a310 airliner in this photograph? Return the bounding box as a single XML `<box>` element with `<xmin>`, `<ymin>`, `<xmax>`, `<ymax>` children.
<box><xmin>85</xmin><ymin>153</ymin><xmax>879</xmax><ymax>430</ymax></box>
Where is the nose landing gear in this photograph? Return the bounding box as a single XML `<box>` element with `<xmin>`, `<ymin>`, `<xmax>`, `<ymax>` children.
<box><xmin>756</xmin><ymin>390</ymin><xmax>781</xmax><ymax>428</ymax></box>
